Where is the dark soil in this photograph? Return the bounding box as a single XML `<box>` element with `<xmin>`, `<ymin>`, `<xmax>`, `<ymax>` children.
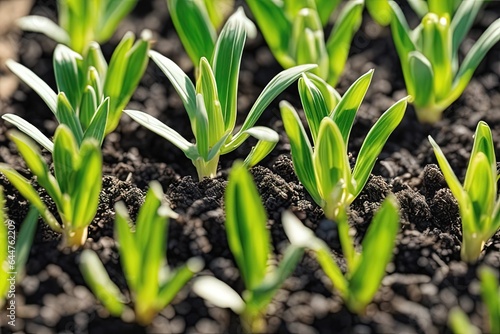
<box><xmin>1</xmin><ymin>0</ymin><xmax>500</xmax><ymax>333</ymax></box>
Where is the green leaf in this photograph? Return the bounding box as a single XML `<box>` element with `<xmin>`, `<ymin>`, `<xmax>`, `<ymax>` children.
<box><xmin>352</xmin><ymin>97</ymin><xmax>408</xmax><ymax>198</ymax></box>
<box><xmin>15</xmin><ymin>206</ymin><xmax>38</xmax><ymax>280</ymax></box>
<box><xmin>348</xmin><ymin>195</ymin><xmax>399</xmax><ymax>313</ymax></box>
<box><xmin>194</xmin><ymin>94</ymin><xmax>210</xmax><ymax>161</ymax></box>
<box><xmin>331</xmin><ymin>70</ymin><xmax>373</xmax><ymax>145</ymax></box>
<box><xmin>242</xmin><ymin>127</ymin><xmax>279</xmax><ymax>168</ymax></box>
<box><xmin>304</xmin><ymin>73</ymin><xmax>341</xmax><ymax>111</ymax></box>
<box><xmin>0</xmin><ymin>165</ymin><xmax>61</xmax><ymax>233</ymax></box>
<box><xmin>6</xmin><ymin>60</ymin><xmax>58</xmax><ymax>115</ymax></box>
<box><xmin>248</xmin><ymin>244</ymin><xmax>304</xmax><ymax>312</ymax></box>
<box><xmin>83</xmin><ymin>97</ymin><xmax>109</xmax><ymax>146</ymax></box>
<box><xmin>313</xmin><ymin>118</ymin><xmax>351</xmax><ymax>210</ymax></box>
<box><xmin>389</xmin><ymin>1</ymin><xmax>417</xmax><ymax>96</ymax></box>
<box><xmin>79</xmin><ymin>249</ymin><xmax>125</xmax><ymax>316</ymax></box>
<box><xmin>421</xmin><ymin>13</ymin><xmax>452</xmax><ymax>102</ymax></box>
<box><xmin>1</xmin><ymin>114</ymin><xmax>54</xmax><ymax>153</ymax></box>
<box><xmin>298</xmin><ymin>74</ymin><xmax>329</xmax><ymax>142</ymax></box>
<box><xmin>192</xmin><ymin>276</ymin><xmax>245</xmax><ymax>314</ymax></box>
<box><xmin>464</xmin><ymin>153</ymin><xmax>495</xmax><ymax>232</ymax></box>
<box><xmin>225</xmin><ymin>162</ymin><xmax>269</xmax><ymax>291</ymax></box>
<box><xmin>245</xmin><ymin>0</ymin><xmax>293</xmax><ymax>68</ymax></box>
<box><xmin>111</xmin><ymin>32</ymin><xmax>151</xmax><ymax>132</ymax></box>
<box><xmin>212</xmin><ymin>8</ymin><xmax>250</xmax><ymax>131</ymax></box>
<box><xmin>54</xmin><ymin>44</ymin><xmax>84</xmax><ymax>110</ymax></box>
<box><xmin>79</xmin><ymin>85</ymin><xmax>98</xmax><ymax>131</ymax></box>
<box><xmin>86</xmin><ymin>43</ymin><xmax>108</xmax><ymax>85</ymax></box>
<box><xmin>167</xmin><ymin>0</ymin><xmax>216</xmax><ymax>66</ymax></box>
<box><xmin>157</xmin><ymin>257</ymin><xmax>204</xmax><ymax>309</ymax></box>
<box><xmin>229</xmin><ymin>64</ymin><xmax>317</xmax><ymax>150</ymax></box>
<box><xmin>282</xmin><ymin>211</ymin><xmax>348</xmax><ymax>296</ymax></box>
<box><xmin>103</xmin><ymin>31</ymin><xmax>135</xmax><ymax>122</ymax></box>
<box><xmin>53</xmin><ymin>125</ymin><xmax>78</xmax><ymax>195</ymax></box>
<box><xmin>98</xmin><ymin>0</ymin><xmax>138</xmax><ymax>42</ymax></box>
<box><xmin>464</xmin><ymin>122</ymin><xmax>495</xmax><ymax>193</ymax></box>
<box><xmin>114</xmin><ymin>202</ymin><xmax>140</xmax><ymax>291</ymax></box>
<box><xmin>451</xmin><ymin>1</ymin><xmax>485</xmax><ymax>65</ymax></box>
<box><xmin>408</xmin><ymin>51</ymin><xmax>434</xmax><ymax>109</ymax></box>
<box><xmin>448</xmin><ymin>308</ymin><xmax>481</xmax><ymax>334</ymax></box>
<box><xmin>149</xmin><ymin>51</ymin><xmax>198</xmax><ymax>122</ymax></box>
<box><xmin>8</xmin><ymin>131</ymin><xmax>62</xmax><ymax>212</ymax></box>
<box><xmin>123</xmin><ymin>109</ymin><xmax>195</xmax><ymax>158</ymax></box>
<box><xmin>366</xmin><ymin>0</ymin><xmax>392</xmax><ymax>26</ymax></box>
<box><xmin>325</xmin><ymin>0</ymin><xmax>363</xmax><ymax>86</ymax></box>
<box><xmin>451</xmin><ymin>19</ymin><xmax>500</xmax><ymax>109</ymax></box>
<box><xmin>407</xmin><ymin>0</ymin><xmax>428</xmax><ymax>18</ymax></box>
<box><xmin>479</xmin><ymin>266</ymin><xmax>500</xmax><ymax>334</ymax></box>
<box><xmin>16</xmin><ymin>16</ymin><xmax>70</xmax><ymax>44</ymax></box>
<box><xmin>428</xmin><ymin>135</ymin><xmax>467</xmax><ymax>205</ymax></box>
<box><xmin>316</xmin><ymin>0</ymin><xmax>342</xmax><ymax>26</ymax></box>
<box><xmin>70</xmin><ymin>139</ymin><xmax>102</xmax><ymax>228</ymax></box>
<box><xmin>280</xmin><ymin>101</ymin><xmax>321</xmax><ymax>205</ymax></box>
<box><xmin>56</xmin><ymin>93</ymin><xmax>84</xmax><ymax>144</ymax></box>
<box><xmin>290</xmin><ymin>8</ymin><xmax>328</xmax><ymax>80</ymax></box>
<box><xmin>196</xmin><ymin>58</ymin><xmax>225</xmax><ymax>147</ymax></box>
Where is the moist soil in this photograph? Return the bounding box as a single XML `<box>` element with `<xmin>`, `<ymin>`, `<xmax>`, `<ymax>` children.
<box><xmin>1</xmin><ymin>1</ymin><xmax>500</xmax><ymax>333</ymax></box>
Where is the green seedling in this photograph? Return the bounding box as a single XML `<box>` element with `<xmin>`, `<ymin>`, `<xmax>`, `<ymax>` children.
<box><xmin>192</xmin><ymin>162</ymin><xmax>304</xmax><ymax>332</ymax></box>
<box><xmin>125</xmin><ymin>8</ymin><xmax>316</xmax><ymax>180</ymax></box>
<box><xmin>166</xmin><ymin>0</ymin><xmax>234</xmax><ymax>67</ymax></box>
<box><xmin>246</xmin><ymin>0</ymin><xmax>363</xmax><ymax>87</ymax></box>
<box><xmin>283</xmin><ymin>195</ymin><xmax>400</xmax><ymax>314</ymax></box>
<box><xmin>390</xmin><ymin>0</ymin><xmax>500</xmax><ymax>123</ymax></box>
<box><xmin>80</xmin><ymin>181</ymin><xmax>203</xmax><ymax>325</ymax></box>
<box><xmin>429</xmin><ymin>121</ymin><xmax>500</xmax><ymax>263</ymax></box>
<box><xmin>280</xmin><ymin>70</ymin><xmax>408</xmax><ymax>220</ymax></box>
<box><xmin>4</xmin><ymin>31</ymin><xmax>151</xmax><ymax>143</ymax></box>
<box><xmin>0</xmin><ymin>125</ymin><xmax>102</xmax><ymax>249</ymax></box>
<box><xmin>449</xmin><ymin>266</ymin><xmax>500</xmax><ymax>334</ymax></box>
<box><xmin>0</xmin><ymin>189</ymin><xmax>39</xmax><ymax>308</ymax></box>
<box><xmin>17</xmin><ymin>0</ymin><xmax>138</xmax><ymax>54</ymax></box>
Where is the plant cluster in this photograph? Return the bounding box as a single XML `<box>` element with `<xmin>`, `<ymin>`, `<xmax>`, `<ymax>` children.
<box><xmin>80</xmin><ymin>181</ymin><xmax>203</xmax><ymax>325</ymax></box>
<box><xmin>0</xmin><ymin>0</ymin><xmax>499</xmax><ymax>331</ymax></box>
<box><xmin>246</xmin><ymin>0</ymin><xmax>363</xmax><ymax>87</ymax></box>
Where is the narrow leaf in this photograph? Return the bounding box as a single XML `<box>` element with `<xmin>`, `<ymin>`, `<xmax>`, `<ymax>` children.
<box><xmin>6</xmin><ymin>60</ymin><xmax>58</xmax><ymax>115</ymax></box>
<box><xmin>242</xmin><ymin>127</ymin><xmax>279</xmax><ymax>168</ymax></box>
<box><xmin>225</xmin><ymin>162</ymin><xmax>269</xmax><ymax>291</ymax></box>
<box><xmin>1</xmin><ymin>114</ymin><xmax>54</xmax><ymax>152</ymax></box>
<box><xmin>79</xmin><ymin>250</ymin><xmax>125</xmax><ymax>316</ymax></box>
<box><xmin>348</xmin><ymin>195</ymin><xmax>400</xmax><ymax>313</ymax></box>
<box><xmin>331</xmin><ymin>70</ymin><xmax>373</xmax><ymax>144</ymax></box>
<box><xmin>352</xmin><ymin>97</ymin><xmax>408</xmax><ymax>198</ymax></box>
<box><xmin>280</xmin><ymin>101</ymin><xmax>321</xmax><ymax>205</ymax></box>
<box><xmin>167</xmin><ymin>0</ymin><xmax>216</xmax><ymax>66</ymax></box>
<box><xmin>192</xmin><ymin>276</ymin><xmax>245</xmax><ymax>314</ymax></box>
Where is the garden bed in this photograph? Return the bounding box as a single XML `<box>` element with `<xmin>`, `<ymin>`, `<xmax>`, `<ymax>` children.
<box><xmin>1</xmin><ymin>0</ymin><xmax>500</xmax><ymax>333</ymax></box>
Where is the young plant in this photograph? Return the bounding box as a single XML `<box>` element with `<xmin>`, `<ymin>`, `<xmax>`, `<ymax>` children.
<box><xmin>390</xmin><ymin>0</ymin><xmax>500</xmax><ymax>123</ymax></box>
<box><xmin>429</xmin><ymin>121</ymin><xmax>500</xmax><ymax>263</ymax></box>
<box><xmin>0</xmin><ymin>125</ymin><xmax>102</xmax><ymax>249</ymax></box>
<box><xmin>17</xmin><ymin>0</ymin><xmax>138</xmax><ymax>54</ymax></box>
<box><xmin>449</xmin><ymin>266</ymin><xmax>500</xmax><ymax>334</ymax></box>
<box><xmin>0</xmin><ymin>188</ymin><xmax>39</xmax><ymax>308</ymax></box>
<box><xmin>280</xmin><ymin>70</ymin><xmax>408</xmax><ymax>220</ymax></box>
<box><xmin>4</xmin><ymin>31</ymin><xmax>151</xmax><ymax>146</ymax></box>
<box><xmin>79</xmin><ymin>181</ymin><xmax>204</xmax><ymax>325</ymax></box>
<box><xmin>246</xmin><ymin>0</ymin><xmax>363</xmax><ymax>87</ymax></box>
<box><xmin>192</xmin><ymin>162</ymin><xmax>305</xmax><ymax>332</ymax></box>
<box><xmin>166</xmin><ymin>0</ymin><xmax>234</xmax><ymax>67</ymax></box>
<box><xmin>283</xmin><ymin>195</ymin><xmax>400</xmax><ymax>313</ymax></box>
<box><xmin>124</xmin><ymin>8</ymin><xmax>316</xmax><ymax>180</ymax></box>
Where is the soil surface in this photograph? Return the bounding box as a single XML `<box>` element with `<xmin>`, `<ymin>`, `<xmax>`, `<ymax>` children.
<box><xmin>1</xmin><ymin>0</ymin><xmax>500</xmax><ymax>333</ymax></box>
